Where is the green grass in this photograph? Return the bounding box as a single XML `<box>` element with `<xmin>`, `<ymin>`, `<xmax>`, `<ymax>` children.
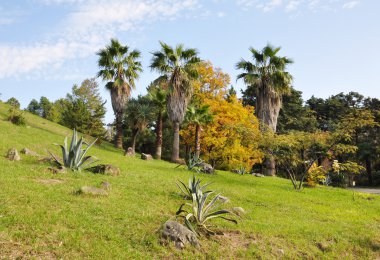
<box><xmin>0</xmin><ymin>102</ymin><xmax>379</xmax><ymax>259</ymax></box>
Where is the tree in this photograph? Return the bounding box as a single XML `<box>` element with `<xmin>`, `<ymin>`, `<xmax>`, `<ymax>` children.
<box><xmin>124</xmin><ymin>96</ymin><xmax>154</xmax><ymax>154</ymax></box>
<box><xmin>26</xmin><ymin>99</ymin><xmax>41</xmax><ymax>115</ymax></box>
<box><xmin>184</xmin><ymin>104</ymin><xmax>213</xmax><ymax>159</ymax></box>
<box><xmin>6</xmin><ymin>97</ymin><xmax>20</xmax><ymax>109</ymax></box>
<box><xmin>147</xmin><ymin>83</ymin><xmax>168</xmax><ymax>159</ymax></box>
<box><xmin>236</xmin><ymin>44</ymin><xmax>293</xmax><ymax>176</ymax></box>
<box><xmin>39</xmin><ymin>96</ymin><xmax>53</xmax><ymax>119</ymax></box>
<box><xmin>180</xmin><ymin>61</ymin><xmax>262</xmax><ymax>171</ymax></box>
<box><xmin>97</xmin><ymin>38</ymin><xmax>142</xmax><ymax>149</ymax></box>
<box><xmin>150</xmin><ymin>41</ymin><xmax>201</xmax><ymax>162</ymax></box>
<box><xmin>61</xmin><ymin>79</ymin><xmax>106</xmax><ymax>139</ymax></box>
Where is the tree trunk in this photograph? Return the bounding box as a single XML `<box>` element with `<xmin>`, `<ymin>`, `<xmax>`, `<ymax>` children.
<box><xmin>155</xmin><ymin>111</ymin><xmax>163</xmax><ymax>160</ymax></box>
<box><xmin>366</xmin><ymin>158</ymin><xmax>373</xmax><ymax>186</ymax></box>
<box><xmin>256</xmin><ymin>86</ymin><xmax>282</xmax><ymax>176</ymax></box>
<box><xmin>115</xmin><ymin>112</ymin><xmax>123</xmax><ymax>149</ymax></box>
<box><xmin>194</xmin><ymin>124</ymin><xmax>201</xmax><ymax>159</ymax></box>
<box><xmin>171</xmin><ymin>121</ymin><xmax>180</xmax><ymax>162</ymax></box>
<box><xmin>131</xmin><ymin>129</ymin><xmax>139</xmax><ymax>154</ymax></box>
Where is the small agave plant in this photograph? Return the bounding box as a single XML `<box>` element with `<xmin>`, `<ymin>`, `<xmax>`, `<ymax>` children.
<box><xmin>176</xmin><ymin>175</ymin><xmax>212</xmax><ymax>200</ymax></box>
<box><xmin>49</xmin><ymin>129</ymin><xmax>98</xmax><ymax>171</ymax></box>
<box><xmin>176</xmin><ymin>187</ymin><xmax>244</xmax><ymax>235</ymax></box>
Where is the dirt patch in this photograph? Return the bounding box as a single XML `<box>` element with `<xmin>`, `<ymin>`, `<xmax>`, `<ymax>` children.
<box><xmin>212</xmin><ymin>230</ymin><xmax>256</xmax><ymax>252</ymax></box>
<box><xmin>36</xmin><ymin>179</ymin><xmax>65</xmax><ymax>185</ymax></box>
<box><xmin>0</xmin><ymin>240</ymin><xmax>56</xmax><ymax>259</ymax></box>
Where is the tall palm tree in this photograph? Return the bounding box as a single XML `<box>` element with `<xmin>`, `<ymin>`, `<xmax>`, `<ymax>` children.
<box><xmin>236</xmin><ymin>44</ymin><xmax>293</xmax><ymax>176</ymax></box>
<box><xmin>150</xmin><ymin>41</ymin><xmax>201</xmax><ymax>162</ymax></box>
<box><xmin>185</xmin><ymin>104</ymin><xmax>213</xmax><ymax>159</ymax></box>
<box><xmin>147</xmin><ymin>83</ymin><xmax>168</xmax><ymax>160</ymax></box>
<box><xmin>97</xmin><ymin>39</ymin><xmax>142</xmax><ymax>149</ymax></box>
<box><xmin>125</xmin><ymin>97</ymin><xmax>154</xmax><ymax>154</ymax></box>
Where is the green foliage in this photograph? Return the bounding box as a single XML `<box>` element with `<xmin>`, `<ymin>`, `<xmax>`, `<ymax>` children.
<box><xmin>26</xmin><ymin>99</ymin><xmax>41</xmax><ymax>115</ymax></box>
<box><xmin>176</xmin><ymin>175</ymin><xmax>212</xmax><ymax>200</ymax></box>
<box><xmin>6</xmin><ymin>97</ymin><xmax>20</xmax><ymax>109</ymax></box>
<box><xmin>49</xmin><ymin>129</ymin><xmax>98</xmax><ymax>171</ymax></box>
<box><xmin>234</xmin><ymin>165</ymin><xmax>248</xmax><ymax>175</ymax></box>
<box><xmin>176</xmin><ymin>183</ymin><xmax>242</xmax><ymax>235</ymax></box>
<box><xmin>182</xmin><ymin>152</ymin><xmax>204</xmax><ymax>172</ymax></box>
<box><xmin>8</xmin><ymin>105</ymin><xmax>26</xmax><ymax>126</ymax></box>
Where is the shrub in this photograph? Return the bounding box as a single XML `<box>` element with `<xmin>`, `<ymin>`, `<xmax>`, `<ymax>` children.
<box><xmin>49</xmin><ymin>129</ymin><xmax>98</xmax><ymax>171</ymax></box>
<box><xmin>306</xmin><ymin>163</ymin><xmax>327</xmax><ymax>187</ymax></box>
<box><xmin>8</xmin><ymin>106</ymin><xmax>26</xmax><ymax>126</ymax></box>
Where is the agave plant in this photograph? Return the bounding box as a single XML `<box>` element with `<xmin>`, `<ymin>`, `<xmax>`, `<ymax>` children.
<box><xmin>186</xmin><ymin>153</ymin><xmax>204</xmax><ymax>172</ymax></box>
<box><xmin>176</xmin><ymin>188</ymin><xmax>243</xmax><ymax>235</ymax></box>
<box><xmin>176</xmin><ymin>175</ymin><xmax>212</xmax><ymax>200</ymax></box>
<box><xmin>49</xmin><ymin>129</ymin><xmax>98</xmax><ymax>171</ymax></box>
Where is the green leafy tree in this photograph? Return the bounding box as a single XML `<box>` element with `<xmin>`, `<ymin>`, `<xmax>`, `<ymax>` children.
<box><xmin>184</xmin><ymin>104</ymin><xmax>213</xmax><ymax>159</ymax></box>
<box><xmin>26</xmin><ymin>99</ymin><xmax>41</xmax><ymax>115</ymax></box>
<box><xmin>237</xmin><ymin>44</ymin><xmax>293</xmax><ymax>176</ymax></box>
<box><xmin>39</xmin><ymin>96</ymin><xmax>53</xmax><ymax>119</ymax></box>
<box><xmin>150</xmin><ymin>41</ymin><xmax>201</xmax><ymax>162</ymax></box>
<box><xmin>124</xmin><ymin>96</ymin><xmax>154</xmax><ymax>154</ymax></box>
<box><xmin>97</xmin><ymin>39</ymin><xmax>142</xmax><ymax>149</ymax></box>
<box><xmin>6</xmin><ymin>97</ymin><xmax>20</xmax><ymax>109</ymax></box>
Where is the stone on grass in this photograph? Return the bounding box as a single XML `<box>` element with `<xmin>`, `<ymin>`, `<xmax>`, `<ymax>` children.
<box><xmin>39</xmin><ymin>157</ymin><xmax>54</xmax><ymax>163</ymax></box>
<box><xmin>20</xmin><ymin>148</ymin><xmax>40</xmax><ymax>157</ymax></box>
<box><xmin>6</xmin><ymin>148</ymin><xmax>21</xmax><ymax>161</ymax></box>
<box><xmin>218</xmin><ymin>195</ymin><xmax>230</xmax><ymax>203</ymax></box>
<box><xmin>79</xmin><ymin>186</ymin><xmax>108</xmax><ymax>196</ymax></box>
<box><xmin>87</xmin><ymin>164</ymin><xmax>120</xmax><ymax>176</ymax></box>
<box><xmin>201</xmin><ymin>163</ymin><xmax>214</xmax><ymax>174</ymax></box>
<box><xmin>141</xmin><ymin>153</ymin><xmax>153</xmax><ymax>160</ymax></box>
<box><xmin>100</xmin><ymin>181</ymin><xmax>111</xmax><ymax>190</ymax></box>
<box><xmin>124</xmin><ymin>147</ymin><xmax>134</xmax><ymax>156</ymax></box>
<box><xmin>253</xmin><ymin>173</ymin><xmax>265</xmax><ymax>177</ymax></box>
<box><xmin>161</xmin><ymin>221</ymin><xmax>199</xmax><ymax>249</ymax></box>
<box><xmin>47</xmin><ymin>167</ymin><xmax>66</xmax><ymax>174</ymax></box>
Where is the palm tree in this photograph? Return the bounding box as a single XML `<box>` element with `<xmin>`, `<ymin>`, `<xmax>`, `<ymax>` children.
<box><xmin>97</xmin><ymin>39</ymin><xmax>142</xmax><ymax>149</ymax></box>
<box><xmin>185</xmin><ymin>104</ymin><xmax>213</xmax><ymax>159</ymax></box>
<box><xmin>147</xmin><ymin>83</ymin><xmax>168</xmax><ymax>160</ymax></box>
<box><xmin>125</xmin><ymin>97</ymin><xmax>154</xmax><ymax>154</ymax></box>
<box><xmin>150</xmin><ymin>41</ymin><xmax>201</xmax><ymax>162</ymax></box>
<box><xmin>236</xmin><ymin>44</ymin><xmax>293</xmax><ymax>176</ymax></box>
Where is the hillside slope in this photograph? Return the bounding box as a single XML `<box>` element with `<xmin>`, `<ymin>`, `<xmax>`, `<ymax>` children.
<box><xmin>0</xmin><ymin>102</ymin><xmax>379</xmax><ymax>259</ymax></box>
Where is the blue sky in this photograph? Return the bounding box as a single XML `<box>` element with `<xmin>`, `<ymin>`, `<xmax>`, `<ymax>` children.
<box><xmin>0</xmin><ymin>0</ymin><xmax>378</xmax><ymax>123</ymax></box>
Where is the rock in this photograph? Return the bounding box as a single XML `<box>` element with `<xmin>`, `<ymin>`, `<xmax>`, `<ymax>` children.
<box><xmin>100</xmin><ymin>181</ymin><xmax>111</xmax><ymax>190</ymax></box>
<box><xmin>78</xmin><ymin>186</ymin><xmax>108</xmax><ymax>196</ymax></box>
<box><xmin>253</xmin><ymin>173</ymin><xmax>265</xmax><ymax>177</ymax></box>
<box><xmin>6</xmin><ymin>148</ymin><xmax>21</xmax><ymax>161</ymax></box>
<box><xmin>124</xmin><ymin>147</ymin><xmax>134</xmax><ymax>156</ymax></box>
<box><xmin>87</xmin><ymin>164</ymin><xmax>120</xmax><ymax>176</ymax></box>
<box><xmin>141</xmin><ymin>153</ymin><xmax>153</xmax><ymax>160</ymax></box>
<box><xmin>161</xmin><ymin>221</ymin><xmax>199</xmax><ymax>249</ymax></box>
<box><xmin>47</xmin><ymin>167</ymin><xmax>66</xmax><ymax>174</ymax></box>
<box><xmin>218</xmin><ymin>195</ymin><xmax>230</xmax><ymax>203</ymax></box>
<box><xmin>201</xmin><ymin>163</ymin><xmax>214</xmax><ymax>174</ymax></box>
<box><xmin>20</xmin><ymin>148</ymin><xmax>39</xmax><ymax>157</ymax></box>
<box><xmin>39</xmin><ymin>157</ymin><xmax>54</xmax><ymax>163</ymax></box>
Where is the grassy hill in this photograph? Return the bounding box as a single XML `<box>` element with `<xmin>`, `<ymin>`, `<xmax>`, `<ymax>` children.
<box><xmin>0</xmin><ymin>102</ymin><xmax>379</xmax><ymax>259</ymax></box>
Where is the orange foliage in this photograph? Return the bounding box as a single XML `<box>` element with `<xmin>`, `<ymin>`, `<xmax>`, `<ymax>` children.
<box><xmin>181</xmin><ymin>61</ymin><xmax>263</xmax><ymax>171</ymax></box>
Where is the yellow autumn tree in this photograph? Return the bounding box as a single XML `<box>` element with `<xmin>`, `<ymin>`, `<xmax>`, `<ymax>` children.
<box><xmin>180</xmin><ymin>61</ymin><xmax>263</xmax><ymax>171</ymax></box>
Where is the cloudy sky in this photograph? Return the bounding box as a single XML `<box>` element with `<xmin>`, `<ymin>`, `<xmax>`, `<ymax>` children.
<box><xmin>0</xmin><ymin>0</ymin><xmax>378</xmax><ymax>123</ymax></box>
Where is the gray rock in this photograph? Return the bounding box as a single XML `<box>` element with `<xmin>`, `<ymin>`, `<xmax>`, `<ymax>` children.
<box><xmin>87</xmin><ymin>164</ymin><xmax>120</xmax><ymax>176</ymax></box>
<box><xmin>141</xmin><ymin>153</ymin><xmax>153</xmax><ymax>160</ymax></box>
<box><xmin>254</xmin><ymin>173</ymin><xmax>265</xmax><ymax>177</ymax></box>
<box><xmin>161</xmin><ymin>221</ymin><xmax>199</xmax><ymax>249</ymax></box>
<box><xmin>201</xmin><ymin>163</ymin><xmax>214</xmax><ymax>174</ymax></box>
<box><xmin>218</xmin><ymin>195</ymin><xmax>230</xmax><ymax>203</ymax></box>
<box><xmin>79</xmin><ymin>186</ymin><xmax>108</xmax><ymax>196</ymax></box>
<box><xmin>100</xmin><ymin>181</ymin><xmax>111</xmax><ymax>190</ymax></box>
<box><xmin>39</xmin><ymin>157</ymin><xmax>54</xmax><ymax>163</ymax></box>
<box><xmin>20</xmin><ymin>148</ymin><xmax>40</xmax><ymax>157</ymax></box>
<box><xmin>124</xmin><ymin>147</ymin><xmax>134</xmax><ymax>156</ymax></box>
<box><xmin>6</xmin><ymin>148</ymin><xmax>21</xmax><ymax>161</ymax></box>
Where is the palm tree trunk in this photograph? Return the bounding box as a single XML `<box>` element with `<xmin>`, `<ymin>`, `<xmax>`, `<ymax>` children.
<box><xmin>194</xmin><ymin>124</ymin><xmax>201</xmax><ymax>159</ymax></box>
<box><xmin>155</xmin><ymin>111</ymin><xmax>163</xmax><ymax>160</ymax></box>
<box><xmin>257</xmin><ymin>87</ymin><xmax>281</xmax><ymax>176</ymax></box>
<box><xmin>171</xmin><ymin>121</ymin><xmax>180</xmax><ymax>162</ymax></box>
<box><xmin>131</xmin><ymin>129</ymin><xmax>139</xmax><ymax>154</ymax></box>
<box><xmin>115</xmin><ymin>112</ymin><xmax>123</xmax><ymax>149</ymax></box>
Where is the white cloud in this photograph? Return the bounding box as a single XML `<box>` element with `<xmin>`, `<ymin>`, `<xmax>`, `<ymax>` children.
<box><xmin>256</xmin><ymin>0</ymin><xmax>283</xmax><ymax>12</ymax></box>
<box><xmin>286</xmin><ymin>0</ymin><xmax>303</xmax><ymax>12</ymax></box>
<box><xmin>0</xmin><ymin>17</ymin><xmax>14</xmax><ymax>25</ymax></box>
<box><xmin>342</xmin><ymin>0</ymin><xmax>359</xmax><ymax>9</ymax></box>
<box><xmin>0</xmin><ymin>0</ymin><xmax>199</xmax><ymax>79</ymax></box>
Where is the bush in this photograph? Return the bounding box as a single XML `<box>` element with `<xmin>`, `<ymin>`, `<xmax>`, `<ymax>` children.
<box><xmin>8</xmin><ymin>106</ymin><xmax>26</xmax><ymax>126</ymax></box>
